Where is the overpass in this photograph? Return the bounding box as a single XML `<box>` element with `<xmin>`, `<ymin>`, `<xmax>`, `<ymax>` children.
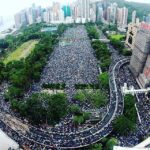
<box><xmin>121</xmin><ymin>83</ymin><xmax>150</xmax><ymax>96</ymax></box>
<box><xmin>92</xmin><ymin>38</ymin><xmax>110</xmax><ymax>43</ymax></box>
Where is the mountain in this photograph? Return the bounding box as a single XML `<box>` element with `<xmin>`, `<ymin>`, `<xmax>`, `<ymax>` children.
<box><xmin>108</xmin><ymin>0</ymin><xmax>150</xmax><ymax>22</ymax></box>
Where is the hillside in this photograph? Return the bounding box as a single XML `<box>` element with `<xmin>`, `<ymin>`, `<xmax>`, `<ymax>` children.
<box><xmin>109</xmin><ymin>0</ymin><xmax>150</xmax><ymax>22</ymax></box>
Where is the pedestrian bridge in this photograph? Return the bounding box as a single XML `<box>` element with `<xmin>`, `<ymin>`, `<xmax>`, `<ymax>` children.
<box><xmin>121</xmin><ymin>83</ymin><xmax>150</xmax><ymax>95</ymax></box>
<box><xmin>92</xmin><ymin>39</ymin><xmax>110</xmax><ymax>43</ymax></box>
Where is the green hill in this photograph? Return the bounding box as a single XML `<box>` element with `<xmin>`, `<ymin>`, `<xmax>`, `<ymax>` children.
<box><xmin>108</xmin><ymin>0</ymin><xmax>150</xmax><ymax>22</ymax></box>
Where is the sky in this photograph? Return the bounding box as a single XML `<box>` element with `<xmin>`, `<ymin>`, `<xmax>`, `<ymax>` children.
<box><xmin>0</xmin><ymin>0</ymin><xmax>150</xmax><ymax>19</ymax></box>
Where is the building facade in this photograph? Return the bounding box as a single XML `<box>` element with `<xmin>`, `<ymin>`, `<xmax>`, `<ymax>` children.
<box><xmin>117</xmin><ymin>7</ymin><xmax>128</xmax><ymax>29</ymax></box>
<box><xmin>129</xmin><ymin>23</ymin><xmax>150</xmax><ymax>88</ymax></box>
<box><xmin>125</xmin><ymin>22</ymin><xmax>141</xmax><ymax>50</ymax></box>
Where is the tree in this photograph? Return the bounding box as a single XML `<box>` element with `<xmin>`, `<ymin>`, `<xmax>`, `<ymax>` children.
<box><xmin>106</xmin><ymin>138</ymin><xmax>118</xmax><ymax>150</ymax></box>
<box><xmin>98</xmin><ymin>72</ymin><xmax>109</xmax><ymax>89</ymax></box>
<box><xmin>73</xmin><ymin>115</ymin><xmax>84</xmax><ymax>125</ymax></box>
<box><xmin>92</xmin><ymin>40</ymin><xmax>111</xmax><ymax>71</ymax></box>
<box><xmin>74</xmin><ymin>91</ymin><xmax>86</xmax><ymax>102</ymax></box>
<box><xmin>0</xmin><ymin>39</ymin><xmax>9</xmax><ymax>49</ymax></box>
<box><xmin>86</xmin><ymin>25</ymin><xmax>99</xmax><ymax>39</ymax></box>
<box><xmin>83</xmin><ymin>112</ymin><xmax>90</xmax><ymax>120</ymax></box>
<box><xmin>90</xmin><ymin>143</ymin><xmax>103</xmax><ymax>150</ymax></box>
<box><xmin>113</xmin><ymin>115</ymin><xmax>136</xmax><ymax>135</ymax></box>
<box><xmin>69</xmin><ymin>105</ymin><xmax>82</xmax><ymax>115</ymax></box>
<box><xmin>15</xmin><ymin>93</ymin><xmax>68</xmax><ymax>125</ymax></box>
<box><xmin>124</xmin><ymin>94</ymin><xmax>137</xmax><ymax>123</ymax></box>
<box><xmin>88</xmin><ymin>90</ymin><xmax>108</xmax><ymax>108</ymax></box>
<box><xmin>124</xmin><ymin>94</ymin><xmax>136</xmax><ymax>110</ymax></box>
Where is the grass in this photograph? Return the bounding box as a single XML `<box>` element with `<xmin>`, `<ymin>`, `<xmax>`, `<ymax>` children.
<box><xmin>110</xmin><ymin>34</ymin><xmax>125</xmax><ymax>40</ymax></box>
<box><xmin>3</xmin><ymin>40</ymin><xmax>38</xmax><ymax>64</ymax></box>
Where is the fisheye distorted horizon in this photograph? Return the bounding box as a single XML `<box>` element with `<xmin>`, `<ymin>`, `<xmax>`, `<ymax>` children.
<box><xmin>0</xmin><ymin>0</ymin><xmax>150</xmax><ymax>18</ymax></box>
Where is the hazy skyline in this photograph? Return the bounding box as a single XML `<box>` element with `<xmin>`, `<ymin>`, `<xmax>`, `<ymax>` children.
<box><xmin>0</xmin><ymin>0</ymin><xmax>150</xmax><ymax>18</ymax></box>
<box><xmin>0</xmin><ymin>0</ymin><xmax>73</xmax><ymax>18</ymax></box>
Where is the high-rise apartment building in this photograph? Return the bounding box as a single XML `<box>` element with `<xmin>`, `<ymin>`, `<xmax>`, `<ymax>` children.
<box><xmin>106</xmin><ymin>6</ymin><xmax>111</xmax><ymax>23</ymax></box>
<box><xmin>90</xmin><ymin>2</ymin><xmax>97</xmax><ymax>22</ymax></box>
<box><xmin>52</xmin><ymin>2</ymin><xmax>60</xmax><ymax>21</ymax></box>
<box><xmin>14</xmin><ymin>10</ymin><xmax>27</xmax><ymax>28</ymax></box>
<box><xmin>62</xmin><ymin>5</ymin><xmax>71</xmax><ymax>18</ymax></box>
<box><xmin>26</xmin><ymin>8</ymin><xmax>34</xmax><ymax>25</ymax></box>
<box><xmin>96</xmin><ymin>2</ymin><xmax>104</xmax><ymax>22</ymax></box>
<box><xmin>129</xmin><ymin>23</ymin><xmax>150</xmax><ymax>88</ymax></box>
<box><xmin>117</xmin><ymin>7</ymin><xmax>128</xmax><ymax>29</ymax></box>
<box><xmin>132</xmin><ymin>10</ymin><xmax>136</xmax><ymax>23</ymax></box>
<box><xmin>110</xmin><ymin>3</ymin><xmax>118</xmax><ymax>24</ymax></box>
<box><xmin>50</xmin><ymin>2</ymin><xmax>64</xmax><ymax>23</ymax></box>
<box><xmin>43</xmin><ymin>8</ymin><xmax>51</xmax><ymax>23</ymax></box>
<box><xmin>77</xmin><ymin>0</ymin><xmax>90</xmax><ymax>22</ymax></box>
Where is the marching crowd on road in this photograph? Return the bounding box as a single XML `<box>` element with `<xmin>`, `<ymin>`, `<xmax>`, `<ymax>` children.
<box><xmin>116</xmin><ymin>65</ymin><xmax>150</xmax><ymax>147</ymax></box>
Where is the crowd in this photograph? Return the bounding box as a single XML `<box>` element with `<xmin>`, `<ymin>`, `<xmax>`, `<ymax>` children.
<box><xmin>116</xmin><ymin>65</ymin><xmax>150</xmax><ymax>147</ymax></box>
<box><xmin>0</xmin><ymin>25</ymin><xmax>149</xmax><ymax>149</ymax></box>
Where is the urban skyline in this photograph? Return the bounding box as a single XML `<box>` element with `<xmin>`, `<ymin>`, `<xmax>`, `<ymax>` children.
<box><xmin>13</xmin><ymin>1</ymin><xmax>130</xmax><ymax>30</ymax></box>
<box><xmin>0</xmin><ymin>0</ymin><xmax>150</xmax><ymax>18</ymax></box>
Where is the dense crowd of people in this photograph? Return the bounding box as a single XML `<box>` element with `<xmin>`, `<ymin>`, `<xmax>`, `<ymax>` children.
<box><xmin>116</xmin><ymin>65</ymin><xmax>150</xmax><ymax>147</ymax></box>
<box><xmin>0</xmin><ymin>25</ymin><xmax>149</xmax><ymax>149</ymax></box>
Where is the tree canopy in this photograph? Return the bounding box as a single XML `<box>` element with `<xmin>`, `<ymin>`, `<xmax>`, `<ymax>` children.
<box><xmin>113</xmin><ymin>94</ymin><xmax>137</xmax><ymax>135</ymax></box>
<box><xmin>98</xmin><ymin>72</ymin><xmax>109</xmax><ymax>89</ymax></box>
<box><xmin>11</xmin><ymin>93</ymin><xmax>68</xmax><ymax>125</ymax></box>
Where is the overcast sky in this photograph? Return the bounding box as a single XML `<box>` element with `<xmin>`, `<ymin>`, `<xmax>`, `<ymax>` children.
<box><xmin>0</xmin><ymin>0</ymin><xmax>150</xmax><ymax>18</ymax></box>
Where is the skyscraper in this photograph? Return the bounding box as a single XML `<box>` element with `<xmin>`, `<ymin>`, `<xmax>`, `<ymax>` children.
<box><xmin>14</xmin><ymin>10</ymin><xmax>28</xmax><ymax>28</ymax></box>
<box><xmin>106</xmin><ymin>6</ymin><xmax>111</xmax><ymax>23</ymax></box>
<box><xmin>79</xmin><ymin>0</ymin><xmax>90</xmax><ymax>22</ymax></box>
<box><xmin>117</xmin><ymin>7</ymin><xmax>128</xmax><ymax>29</ymax></box>
<box><xmin>129</xmin><ymin>23</ymin><xmax>150</xmax><ymax>88</ymax></box>
<box><xmin>96</xmin><ymin>2</ymin><xmax>104</xmax><ymax>22</ymax></box>
<box><xmin>43</xmin><ymin>8</ymin><xmax>51</xmax><ymax>23</ymax></box>
<box><xmin>62</xmin><ymin>5</ymin><xmax>71</xmax><ymax>18</ymax></box>
<box><xmin>132</xmin><ymin>10</ymin><xmax>136</xmax><ymax>23</ymax></box>
<box><xmin>90</xmin><ymin>2</ymin><xmax>97</xmax><ymax>22</ymax></box>
<box><xmin>26</xmin><ymin>8</ymin><xmax>34</xmax><ymax>25</ymax></box>
<box><xmin>110</xmin><ymin>3</ymin><xmax>118</xmax><ymax>24</ymax></box>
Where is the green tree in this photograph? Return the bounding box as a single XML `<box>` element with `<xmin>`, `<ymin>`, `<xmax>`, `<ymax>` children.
<box><xmin>73</xmin><ymin>115</ymin><xmax>84</xmax><ymax>125</ymax></box>
<box><xmin>15</xmin><ymin>93</ymin><xmax>68</xmax><ymax>125</ymax></box>
<box><xmin>69</xmin><ymin>105</ymin><xmax>82</xmax><ymax>115</ymax></box>
<box><xmin>86</xmin><ymin>25</ymin><xmax>99</xmax><ymax>39</ymax></box>
<box><xmin>106</xmin><ymin>138</ymin><xmax>118</xmax><ymax>150</ymax></box>
<box><xmin>113</xmin><ymin>115</ymin><xmax>136</xmax><ymax>135</ymax></box>
<box><xmin>74</xmin><ymin>91</ymin><xmax>86</xmax><ymax>102</ymax></box>
<box><xmin>90</xmin><ymin>143</ymin><xmax>103</xmax><ymax>150</ymax></box>
<box><xmin>98</xmin><ymin>72</ymin><xmax>109</xmax><ymax>89</ymax></box>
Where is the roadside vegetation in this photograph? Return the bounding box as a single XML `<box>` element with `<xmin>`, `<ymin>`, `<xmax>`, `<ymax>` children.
<box><xmin>74</xmin><ymin>90</ymin><xmax>108</xmax><ymax>108</ymax></box>
<box><xmin>98</xmin><ymin>72</ymin><xmax>109</xmax><ymax>90</ymax></box>
<box><xmin>113</xmin><ymin>94</ymin><xmax>137</xmax><ymax>135</ymax></box>
<box><xmin>86</xmin><ymin>23</ymin><xmax>99</xmax><ymax>40</ymax></box>
<box><xmin>90</xmin><ymin>137</ymin><xmax>118</xmax><ymax>150</ymax></box>
<box><xmin>69</xmin><ymin>105</ymin><xmax>91</xmax><ymax>126</ymax></box>
<box><xmin>92</xmin><ymin>40</ymin><xmax>111</xmax><ymax>71</ymax></box>
<box><xmin>11</xmin><ymin>93</ymin><xmax>68</xmax><ymax>125</ymax></box>
<box><xmin>110</xmin><ymin>35</ymin><xmax>132</xmax><ymax>56</ymax></box>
